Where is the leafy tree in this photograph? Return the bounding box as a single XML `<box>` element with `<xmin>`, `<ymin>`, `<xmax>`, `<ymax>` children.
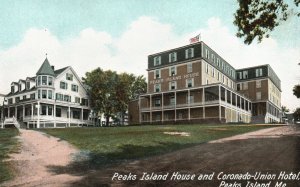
<box><xmin>293</xmin><ymin>108</ymin><xmax>300</xmax><ymax>121</ymax></box>
<box><xmin>84</xmin><ymin>68</ymin><xmax>147</xmax><ymax>126</ymax></box>
<box><xmin>293</xmin><ymin>84</ymin><xmax>300</xmax><ymax>98</ymax></box>
<box><xmin>234</xmin><ymin>0</ymin><xmax>299</xmax><ymax>44</ymax></box>
<box><xmin>281</xmin><ymin>105</ymin><xmax>290</xmax><ymax>113</ymax></box>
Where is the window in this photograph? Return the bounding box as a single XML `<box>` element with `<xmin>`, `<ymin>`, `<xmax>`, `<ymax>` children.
<box><xmin>66</xmin><ymin>73</ymin><xmax>73</xmax><ymax>81</ymax></box>
<box><xmin>217</xmin><ymin>72</ymin><xmax>220</xmax><ymax>81</ymax></box>
<box><xmin>169</xmin><ymin>66</ymin><xmax>176</xmax><ymax>76</ymax></box>
<box><xmin>154</xmin><ymin>84</ymin><xmax>161</xmax><ymax>92</ymax></box>
<box><xmin>222</xmin><ymin>75</ymin><xmax>225</xmax><ymax>83</ymax></box>
<box><xmin>11</xmin><ymin>86</ymin><xmax>15</xmax><ymax>93</ymax></box>
<box><xmin>8</xmin><ymin>98</ymin><xmax>13</xmax><ymax>104</ymax></box>
<box><xmin>154</xmin><ymin>98</ymin><xmax>161</xmax><ymax>107</ymax></box>
<box><xmin>237</xmin><ymin>83</ymin><xmax>241</xmax><ymax>91</ymax></box>
<box><xmin>206</xmin><ymin>63</ymin><xmax>209</xmax><ymax>73</ymax></box>
<box><xmin>60</xmin><ymin>81</ymin><xmax>68</xmax><ymax>89</ymax></box>
<box><xmin>64</xmin><ymin>95</ymin><xmax>71</xmax><ymax>102</ymax></box>
<box><xmin>216</xmin><ymin>58</ymin><xmax>220</xmax><ymax>67</ymax></box>
<box><xmin>38</xmin><ymin>90</ymin><xmax>41</xmax><ymax>99</ymax></box>
<box><xmin>170</xmin><ymin>96</ymin><xmax>175</xmax><ymax>105</ymax></box>
<box><xmin>238</xmin><ymin>72</ymin><xmax>242</xmax><ymax>79</ymax></box>
<box><xmin>75</xmin><ymin>97</ymin><xmax>81</xmax><ymax>103</ymax></box>
<box><xmin>153</xmin><ymin>56</ymin><xmax>161</xmax><ymax>66</ymax></box>
<box><xmin>81</xmin><ymin>98</ymin><xmax>89</xmax><ymax>106</ymax></box>
<box><xmin>206</xmin><ymin>79</ymin><xmax>209</xmax><ymax>85</ymax></box>
<box><xmin>26</xmin><ymin>82</ymin><xmax>30</xmax><ymax>90</ymax></box>
<box><xmin>221</xmin><ymin>61</ymin><xmax>224</xmax><ymax>70</ymax></box>
<box><xmin>41</xmin><ymin>105</ymin><xmax>47</xmax><ymax>115</ymax></box>
<box><xmin>187</xmin><ymin>63</ymin><xmax>193</xmax><ymax>73</ymax></box>
<box><xmin>169</xmin><ymin>52</ymin><xmax>177</xmax><ymax>62</ymax></box>
<box><xmin>56</xmin><ymin>108</ymin><xmax>61</xmax><ymax>117</ymax></box>
<box><xmin>71</xmin><ymin>84</ymin><xmax>78</xmax><ymax>92</ymax></box>
<box><xmin>56</xmin><ymin>93</ymin><xmax>63</xmax><ymax>101</ymax></box>
<box><xmin>30</xmin><ymin>93</ymin><xmax>35</xmax><ymax>100</ymax></box>
<box><xmin>187</xmin><ymin>95</ymin><xmax>194</xmax><ymax>103</ymax></box>
<box><xmin>186</xmin><ymin>78</ymin><xmax>194</xmax><ymax>88</ymax></box>
<box><xmin>211</xmin><ymin>54</ymin><xmax>215</xmax><ymax>63</ymax></box>
<box><xmin>48</xmin><ymin>77</ymin><xmax>53</xmax><ymax>86</ymax></box>
<box><xmin>154</xmin><ymin>69</ymin><xmax>161</xmax><ymax>79</ymax></box>
<box><xmin>42</xmin><ymin>76</ymin><xmax>47</xmax><ymax>85</ymax></box>
<box><xmin>212</xmin><ymin>67</ymin><xmax>215</xmax><ymax>77</ymax></box>
<box><xmin>243</xmin><ymin>71</ymin><xmax>248</xmax><ymax>79</ymax></box>
<box><xmin>256</xmin><ymin>92</ymin><xmax>261</xmax><ymax>100</ymax></box>
<box><xmin>243</xmin><ymin>82</ymin><xmax>248</xmax><ymax>90</ymax></box>
<box><xmin>256</xmin><ymin>80</ymin><xmax>261</xmax><ymax>88</ymax></box>
<box><xmin>185</xmin><ymin>48</ymin><xmax>194</xmax><ymax>59</ymax></box>
<box><xmin>48</xmin><ymin>90</ymin><xmax>53</xmax><ymax>99</ymax></box>
<box><xmin>48</xmin><ymin>106</ymin><xmax>53</xmax><ymax>116</ymax></box>
<box><xmin>42</xmin><ymin>90</ymin><xmax>47</xmax><ymax>99</ymax></box>
<box><xmin>38</xmin><ymin>76</ymin><xmax>41</xmax><ymax>86</ymax></box>
<box><xmin>205</xmin><ymin>49</ymin><xmax>209</xmax><ymax>59</ymax></box>
<box><xmin>73</xmin><ymin>110</ymin><xmax>80</xmax><ymax>119</ymax></box>
<box><xmin>18</xmin><ymin>84</ymin><xmax>21</xmax><ymax>91</ymax></box>
<box><xmin>169</xmin><ymin>81</ymin><xmax>176</xmax><ymax>90</ymax></box>
<box><xmin>255</xmin><ymin>68</ymin><xmax>263</xmax><ymax>77</ymax></box>
<box><xmin>23</xmin><ymin>95</ymin><xmax>26</xmax><ymax>100</ymax></box>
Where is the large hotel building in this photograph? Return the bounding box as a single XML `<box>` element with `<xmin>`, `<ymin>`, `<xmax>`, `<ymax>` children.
<box><xmin>129</xmin><ymin>41</ymin><xmax>281</xmax><ymax>124</ymax></box>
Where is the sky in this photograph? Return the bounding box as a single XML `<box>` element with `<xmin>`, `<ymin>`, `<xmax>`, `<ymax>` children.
<box><xmin>0</xmin><ymin>0</ymin><xmax>299</xmax><ymax>111</ymax></box>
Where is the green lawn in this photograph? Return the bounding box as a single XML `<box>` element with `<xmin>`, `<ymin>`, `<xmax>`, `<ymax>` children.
<box><xmin>0</xmin><ymin>129</ymin><xmax>19</xmax><ymax>183</ymax></box>
<box><xmin>41</xmin><ymin>124</ymin><xmax>275</xmax><ymax>168</ymax></box>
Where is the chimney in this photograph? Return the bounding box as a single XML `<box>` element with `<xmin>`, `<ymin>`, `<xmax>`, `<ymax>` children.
<box><xmin>51</xmin><ymin>66</ymin><xmax>55</xmax><ymax>71</ymax></box>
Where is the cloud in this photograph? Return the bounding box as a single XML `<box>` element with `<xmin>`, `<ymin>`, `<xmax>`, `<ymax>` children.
<box><xmin>0</xmin><ymin>16</ymin><xmax>299</xmax><ymax>110</ymax></box>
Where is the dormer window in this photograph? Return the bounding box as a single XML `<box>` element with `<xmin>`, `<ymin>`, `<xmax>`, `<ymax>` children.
<box><xmin>11</xmin><ymin>86</ymin><xmax>15</xmax><ymax>93</ymax></box>
<box><xmin>26</xmin><ymin>82</ymin><xmax>30</xmax><ymax>90</ymax></box>
<box><xmin>18</xmin><ymin>84</ymin><xmax>22</xmax><ymax>91</ymax></box>
<box><xmin>169</xmin><ymin>52</ymin><xmax>177</xmax><ymax>63</ymax></box>
<box><xmin>66</xmin><ymin>73</ymin><xmax>73</xmax><ymax>81</ymax></box>
<box><xmin>153</xmin><ymin>56</ymin><xmax>161</xmax><ymax>66</ymax></box>
<box><xmin>185</xmin><ymin>48</ymin><xmax>194</xmax><ymax>59</ymax></box>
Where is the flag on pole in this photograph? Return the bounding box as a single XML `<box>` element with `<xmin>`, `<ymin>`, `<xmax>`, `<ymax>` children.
<box><xmin>190</xmin><ymin>34</ymin><xmax>201</xmax><ymax>44</ymax></box>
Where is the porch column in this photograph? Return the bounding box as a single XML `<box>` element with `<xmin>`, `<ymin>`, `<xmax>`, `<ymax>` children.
<box><xmin>203</xmin><ymin>87</ymin><xmax>205</xmax><ymax>119</ymax></box>
<box><xmin>54</xmin><ymin>104</ymin><xmax>56</xmax><ymax>128</ymax></box>
<box><xmin>8</xmin><ymin>107</ymin><xmax>10</xmax><ymax>118</ymax></box>
<box><xmin>161</xmin><ymin>93</ymin><xmax>164</xmax><ymax>123</ymax></box>
<box><xmin>219</xmin><ymin>85</ymin><xmax>221</xmax><ymax>121</ymax></box>
<box><xmin>68</xmin><ymin>106</ymin><xmax>71</xmax><ymax>127</ymax></box>
<box><xmin>37</xmin><ymin>102</ymin><xmax>40</xmax><ymax>128</ymax></box>
<box><xmin>80</xmin><ymin>108</ymin><xmax>83</xmax><ymax>127</ymax></box>
<box><xmin>174</xmin><ymin>91</ymin><xmax>177</xmax><ymax>123</ymax></box>
<box><xmin>188</xmin><ymin>89</ymin><xmax>190</xmax><ymax>121</ymax></box>
<box><xmin>150</xmin><ymin>95</ymin><xmax>152</xmax><ymax>123</ymax></box>
<box><xmin>230</xmin><ymin>92</ymin><xmax>233</xmax><ymax>122</ymax></box>
<box><xmin>224</xmin><ymin>89</ymin><xmax>227</xmax><ymax>123</ymax></box>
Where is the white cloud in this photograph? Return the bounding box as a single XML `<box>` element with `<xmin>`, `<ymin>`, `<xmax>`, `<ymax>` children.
<box><xmin>0</xmin><ymin>16</ymin><xmax>299</xmax><ymax>110</ymax></box>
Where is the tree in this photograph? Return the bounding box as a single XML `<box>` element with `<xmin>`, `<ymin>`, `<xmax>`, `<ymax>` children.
<box><xmin>234</xmin><ymin>0</ymin><xmax>299</xmax><ymax>44</ymax></box>
<box><xmin>293</xmin><ymin>84</ymin><xmax>300</xmax><ymax>98</ymax></box>
<box><xmin>84</xmin><ymin>68</ymin><xmax>147</xmax><ymax>126</ymax></box>
<box><xmin>293</xmin><ymin>108</ymin><xmax>300</xmax><ymax>121</ymax></box>
<box><xmin>281</xmin><ymin>105</ymin><xmax>290</xmax><ymax>113</ymax></box>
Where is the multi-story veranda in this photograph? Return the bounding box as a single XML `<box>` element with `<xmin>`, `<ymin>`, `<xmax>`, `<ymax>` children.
<box><xmin>139</xmin><ymin>83</ymin><xmax>252</xmax><ymax>124</ymax></box>
<box><xmin>3</xmin><ymin>99</ymin><xmax>91</xmax><ymax>128</ymax></box>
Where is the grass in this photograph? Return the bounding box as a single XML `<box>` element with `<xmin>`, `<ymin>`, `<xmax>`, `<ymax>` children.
<box><xmin>40</xmin><ymin>124</ymin><xmax>275</xmax><ymax>169</ymax></box>
<box><xmin>0</xmin><ymin>128</ymin><xmax>19</xmax><ymax>183</ymax></box>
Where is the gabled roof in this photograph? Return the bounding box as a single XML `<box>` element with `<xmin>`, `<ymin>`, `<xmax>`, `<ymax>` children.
<box><xmin>5</xmin><ymin>86</ymin><xmax>37</xmax><ymax>97</ymax></box>
<box><xmin>54</xmin><ymin>67</ymin><xmax>69</xmax><ymax>77</ymax></box>
<box><xmin>36</xmin><ymin>58</ymin><xmax>55</xmax><ymax>76</ymax></box>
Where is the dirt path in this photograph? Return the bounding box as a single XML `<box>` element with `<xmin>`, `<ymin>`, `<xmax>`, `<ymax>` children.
<box><xmin>2</xmin><ymin>129</ymin><xmax>82</xmax><ymax>187</ymax></box>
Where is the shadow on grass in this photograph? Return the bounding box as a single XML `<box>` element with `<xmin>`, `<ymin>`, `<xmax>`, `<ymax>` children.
<box><xmin>47</xmin><ymin>142</ymin><xmax>197</xmax><ymax>176</ymax></box>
